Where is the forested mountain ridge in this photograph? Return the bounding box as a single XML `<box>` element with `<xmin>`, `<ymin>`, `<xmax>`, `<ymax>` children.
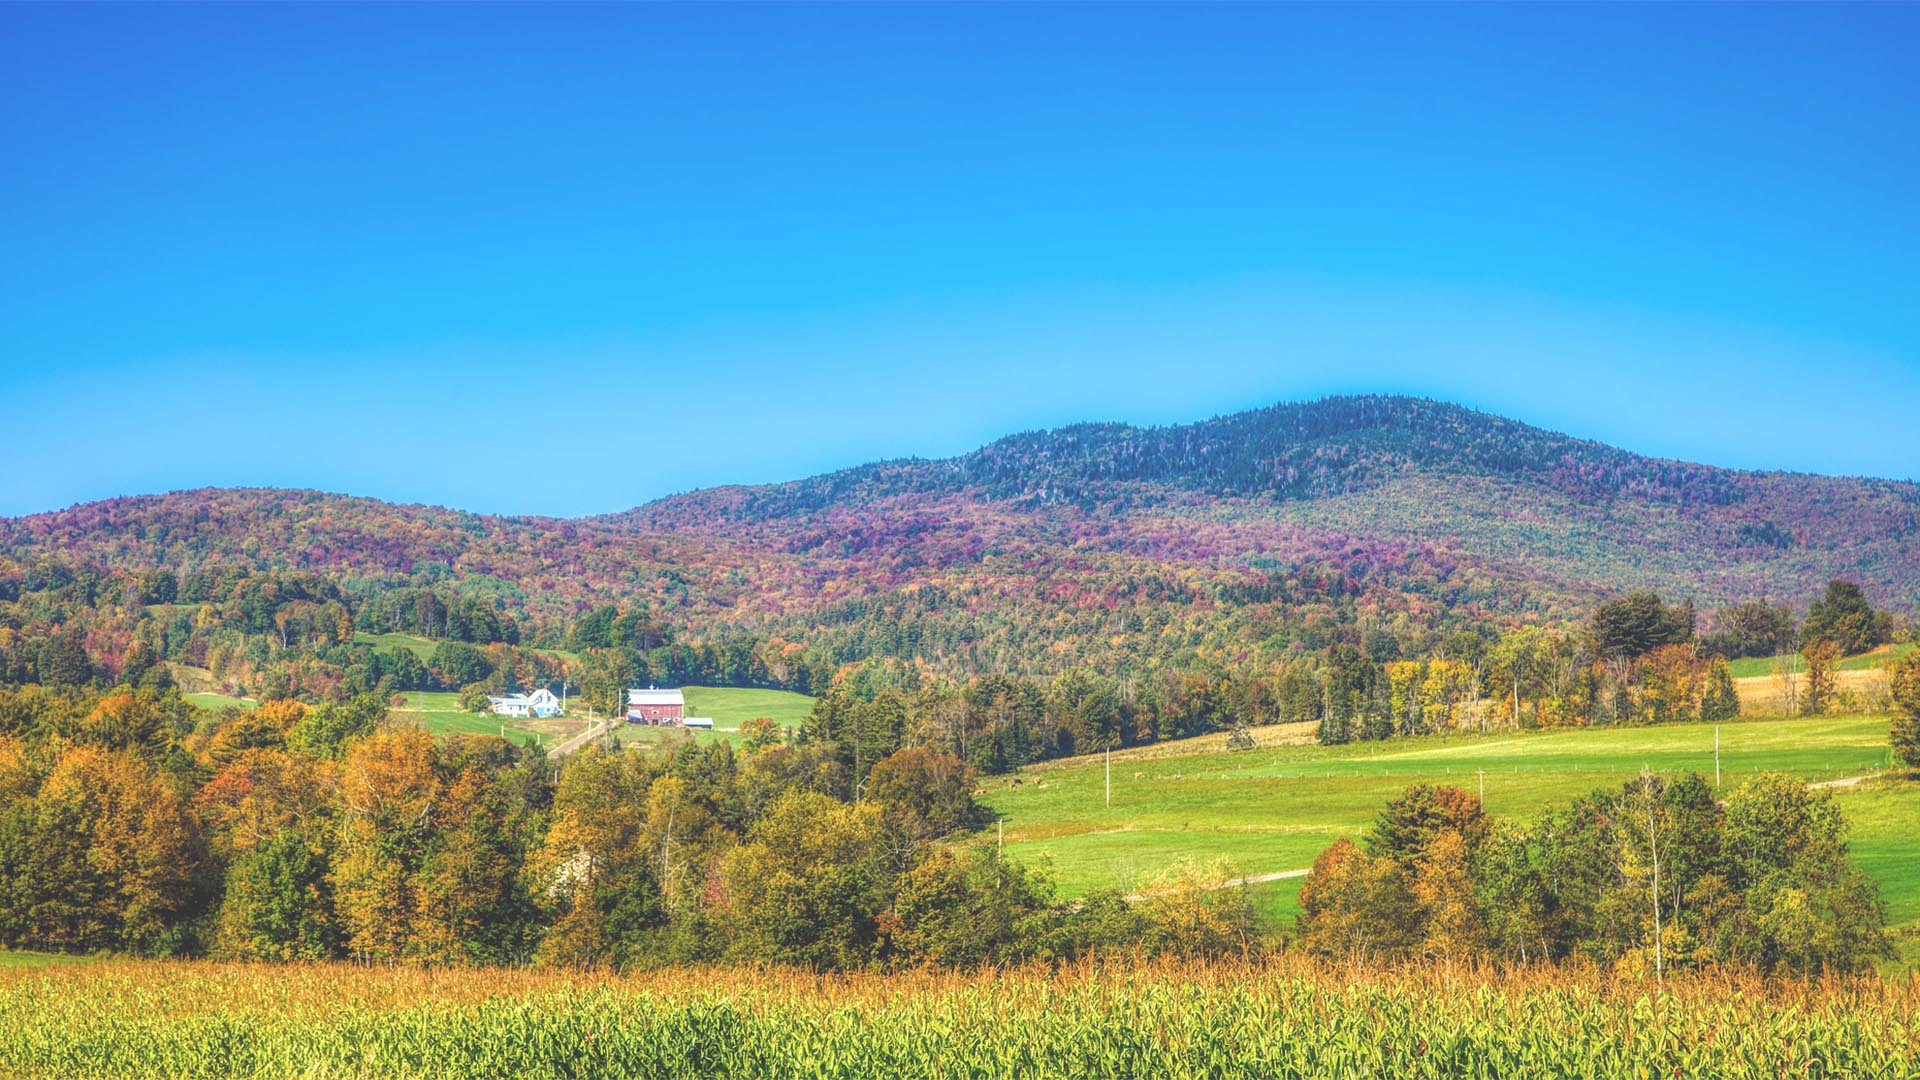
<box><xmin>609</xmin><ymin>395</ymin><xmax>1920</xmax><ymax>614</ymax></box>
<box><xmin>3</xmin><ymin>395</ymin><xmax>1917</xmax><ymax>693</ymax></box>
<box><xmin>618</xmin><ymin>395</ymin><xmax>1912</xmax><ymax>526</ymax></box>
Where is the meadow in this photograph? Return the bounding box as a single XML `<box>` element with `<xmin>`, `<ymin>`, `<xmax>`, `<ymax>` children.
<box><xmin>1723</xmin><ymin>641</ymin><xmax>1915</xmax><ymax>678</ymax></box>
<box><xmin>979</xmin><ymin>714</ymin><xmax>1920</xmax><ymax>948</ymax></box>
<box><xmin>182</xmin><ymin>691</ymin><xmax>256</xmax><ymax>712</ymax></box>
<box><xmin>2</xmin><ymin>960</ymin><xmax>1914</xmax><ymax>1079</ymax></box>
<box><xmin>387</xmin><ymin>690</ymin><xmax>584</xmax><ymax>745</ymax></box>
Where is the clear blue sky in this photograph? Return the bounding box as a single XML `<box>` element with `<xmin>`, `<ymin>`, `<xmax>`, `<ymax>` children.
<box><xmin>2</xmin><ymin>3</ymin><xmax>1915</xmax><ymax>518</ymax></box>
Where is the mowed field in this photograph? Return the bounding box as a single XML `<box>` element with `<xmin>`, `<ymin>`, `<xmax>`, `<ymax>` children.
<box><xmin>387</xmin><ymin>691</ymin><xmax>586</xmax><ymax>746</ymax></box>
<box><xmin>978</xmin><ymin>714</ymin><xmax>1920</xmax><ymax>954</ymax></box>
<box><xmin>613</xmin><ymin>686</ymin><xmax>816</xmax><ymax>749</ymax></box>
<box><xmin>1724</xmin><ymin>642</ymin><xmax>1914</xmax><ymax>679</ymax></box>
<box><xmin>183</xmin><ymin>692</ymin><xmax>256</xmax><ymax>712</ymax></box>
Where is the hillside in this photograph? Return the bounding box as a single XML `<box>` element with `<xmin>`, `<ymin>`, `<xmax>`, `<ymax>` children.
<box><xmin>617</xmin><ymin>396</ymin><xmax>1920</xmax><ymax>611</ymax></box>
<box><xmin>3</xmin><ymin>396</ymin><xmax>1917</xmax><ymax>683</ymax></box>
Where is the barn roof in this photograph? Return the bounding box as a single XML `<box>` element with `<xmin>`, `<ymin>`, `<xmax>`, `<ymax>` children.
<box><xmin>627</xmin><ymin>688</ymin><xmax>686</xmax><ymax>706</ymax></box>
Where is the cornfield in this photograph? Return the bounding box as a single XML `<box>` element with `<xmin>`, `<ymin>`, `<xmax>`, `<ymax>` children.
<box><xmin>4</xmin><ymin>958</ymin><xmax>1917</xmax><ymax>1079</ymax></box>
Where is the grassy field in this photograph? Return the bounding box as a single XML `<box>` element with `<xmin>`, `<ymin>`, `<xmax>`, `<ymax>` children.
<box><xmin>0</xmin><ymin>950</ymin><xmax>97</xmax><ymax>969</ymax></box>
<box><xmin>2</xmin><ymin>961</ymin><xmax>1914</xmax><ymax>1079</ymax></box>
<box><xmin>352</xmin><ymin>631</ymin><xmax>584</xmax><ymax>668</ymax></box>
<box><xmin>1724</xmin><ymin>641</ymin><xmax>1914</xmax><ymax>679</ymax></box>
<box><xmin>978</xmin><ymin>714</ymin><xmax>1919</xmax><ymax>938</ymax></box>
<box><xmin>613</xmin><ymin>686</ymin><xmax>816</xmax><ymax>748</ymax></box>
<box><xmin>386</xmin><ymin>691</ymin><xmax>584</xmax><ymax>747</ymax></box>
<box><xmin>351</xmin><ymin>631</ymin><xmax>441</xmax><ymax>662</ymax></box>
<box><xmin>183</xmin><ymin>692</ymin><xmax>256</xmax><ymax>712</ymax></box>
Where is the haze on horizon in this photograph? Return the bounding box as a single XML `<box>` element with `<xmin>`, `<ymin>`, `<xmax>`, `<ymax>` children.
<box><xmin>2</xmin><ymin>3</ymin><xmax>1916</xmax><ymax>519</ymax></box>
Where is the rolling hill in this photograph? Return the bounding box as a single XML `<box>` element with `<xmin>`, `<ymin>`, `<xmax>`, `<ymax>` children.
<box><xmin>3</xmin><ymin>396</ymin><xmax>1917</xmax><ymax>680</ymax></box>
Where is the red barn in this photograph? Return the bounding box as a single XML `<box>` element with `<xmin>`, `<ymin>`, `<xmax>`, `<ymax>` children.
<box><xmin>626</xmin><ymin>687</ymin><xmax>686</xmax><ymax>724</ymax></box>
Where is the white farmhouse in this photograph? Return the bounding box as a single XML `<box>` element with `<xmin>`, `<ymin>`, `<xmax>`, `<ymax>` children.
<box><xmin>489</xmin><ymin>687</ymin><xmax>562</xmax><ymax>719</ymax></box>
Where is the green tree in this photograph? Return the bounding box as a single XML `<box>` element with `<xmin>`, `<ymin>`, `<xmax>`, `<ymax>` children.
<box><xmin>35</xmin><ymin>631</ymin><xmax>92</xmax><ymax>687</ymax></box>
<box><xmin>1801</xmin><ymin>580</ymin><xmax>1882</xmax><ymax>657</ymax></box>
<box><xmin>1705</xmin><ymin>599</ymin><xmax>1795</xmax><ymax>659</ymax></box>
<box><xmin>288</xmin><ymin>694</ymin><xmax>387</xmax><ymax>759</ymax></box>
<box><xmin>1888</xmin><ymin>652</ymin><xmax>1920</xmax><ymax>770</ymax></box>
<box><xmin>429</xmin><ymin>642</ymin><xmax>493</xmax><ymax>689</ymax></box>
<box><xmin>216</xmin><ymin>829</ymin><xmax>338</xmax><ymax>961</ymax></box>
<box><xmin>1366</xmin><ymin>784</ymin><xmax>1486</xmax><ymax>870</ymax></box>
<box><xmin>715</xmin><ymin>790</ymin><xmax>891</xmax><ymax>970</ymax></box>
<box><xmin>1720</xmin><ymin>772</ymin><xmax>1891</xmax><ymax>973</ymax></box>
<box><xmin>882</xmin><ymin>846</ymin><xmax>1055</xmax><ymax>969</ymax></box>
<box><xmin>1699</xmin><ymin>657</ymin><xmax>1740</xmax><ymax>723</ymax></box>
<box><xmin>1225</xmin><ymin>717</ymin><xmax>1256</xmax><ymax>750</ymax></box>
<box><xmin>580</xmin><ymin>647</ymin><xmax>636</xmax><ymax>718</ymax></box>
<box><xmin>1593</xmin><ymin>593</ymin><xmax>1694</xmax><ymax>659</ymax></box>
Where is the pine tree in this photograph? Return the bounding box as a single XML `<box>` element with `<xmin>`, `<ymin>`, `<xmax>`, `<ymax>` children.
<box><xmin>1699</xmin><ymin>658</ymin><xmax>1740</xmax><ymax>722</ymax></box>
<box><xmin>1226</xmin><ymin>717</ymin><xmax>1256</xmax><ymax>751</ymax></box>
<box><xmin>1890</xmin><ymin>652</ymin><xmax>1920</xmax><ymax>769</ymax></box>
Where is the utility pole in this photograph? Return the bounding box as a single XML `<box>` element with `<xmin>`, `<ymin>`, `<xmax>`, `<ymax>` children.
<box><xmin>1641</xmin><ymin>765</ymin><xmax>1664</xmax><ymax>994</ymax></box>
<box><xmin>1478</xmin><ymin>768</ymin><xmax>1485</xmax><ymax>805</ymax></box>
<box><xmin>997</xmin><ymin>816</ymin><xmax>1004</xmax><ymax>848</ymax></box>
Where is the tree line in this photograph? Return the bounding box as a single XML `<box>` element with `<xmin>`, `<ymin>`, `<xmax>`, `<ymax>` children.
<box><xmin>0</xmin><ymin>683</ymin><xmax>1255</xmax><ymax>968</ymax></box>
<box><xmin>3</xmin><ymin>669</ymin><xmax>1909</xmax><ymax>973</ymax></box>
<box><xmin>1297</xmin><ymin>773</ymin><xmax>1891</xmax><ymax>974</ymax></box>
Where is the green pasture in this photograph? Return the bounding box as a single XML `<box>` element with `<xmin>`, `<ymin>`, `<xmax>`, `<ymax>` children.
<box><xmin>685</xmin><ymin>686</ymin><xmax>815</xmax><ymax>732</ymax></box>
<box><xmin>386</xmin><ymin>691</ymin><xmax>574</xmax><ymax>746</ymax></box>
<box><xmin>0</xmin><ymin>950</ymin><xmax>96</xmax><ymax>969</ymax></box>
<box><xmin>1724</xmin><ymin>642</ymin><xmax>1914</xmax><ymax>679</ymax></box>
<box><xmin>352</xmin><ymin>631</ymin><xmax>440</xmax><ymax>662</ymax></box>
<box><xmin>184</xmin><ymin>692</ymin><xmax>256</xmax><ymax>712</ymax></box>
<box><xmin>981</xmin><ymin>714</ymin><xmax>1919</xmax><ymax>941</ymax></box>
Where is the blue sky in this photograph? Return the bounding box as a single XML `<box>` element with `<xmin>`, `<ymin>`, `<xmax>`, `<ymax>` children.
<box><xmin>2</xmin><ymin>3</ymin><xmax>1915</xmax><ymax>518</ymax></box>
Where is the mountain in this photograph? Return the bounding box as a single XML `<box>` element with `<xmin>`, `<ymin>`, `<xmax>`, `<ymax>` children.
<box><xmin>607</xmin><ymin>395</ymin><xmax>1920</xmax><ymax>619</ymax></box>
<box><xmin>3</xmin><ymin>395</ymin><xmax>1917</xmax><ymax>681</ymax></box>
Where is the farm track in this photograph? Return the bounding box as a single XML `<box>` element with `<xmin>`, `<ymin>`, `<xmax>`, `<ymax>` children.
<box><xmin>546</xmin><ymin>715</ymin><xmax>616</xmax><ymax>759</ymax></box>
<box><xmin>1124</xmin><ymin>867</ymin><xmax>1311</xmax><ymax>903</ymax></box>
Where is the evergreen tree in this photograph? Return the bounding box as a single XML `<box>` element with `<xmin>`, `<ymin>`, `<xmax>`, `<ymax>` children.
<box><xmin>1890</xmin><ymin>652</ymin><xmax>1920</xmax><ymax>770</ymax></box>
<box><xmin>1699</xmin><ymin>657</ymin><xmax>1740</xmax><ymax>722</ymax></box>
<box><xmin>1802</xmin><ymin>580</ymin><xmax>1881</xmax><ymax>657</ymax></box>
